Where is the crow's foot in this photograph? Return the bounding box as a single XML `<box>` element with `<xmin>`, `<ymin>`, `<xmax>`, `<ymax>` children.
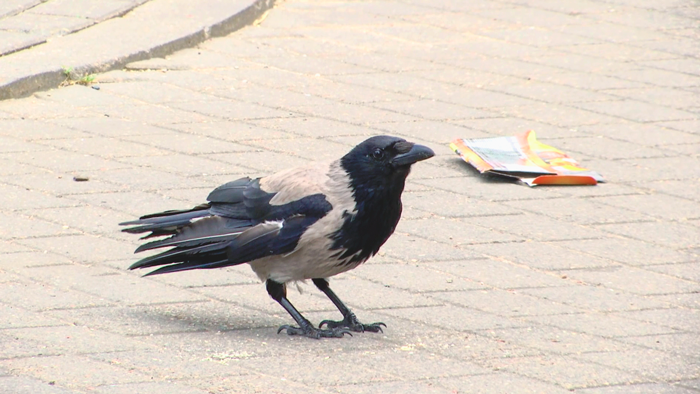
<box><xmin>277</xmin><ymin>324</ymin><xmax>352</xmax><ymax>339</ymax></box>
<box><xmin>319</xmin><ymin>313</ymin><xmax>386</xmax><ymax>333</ymax></box>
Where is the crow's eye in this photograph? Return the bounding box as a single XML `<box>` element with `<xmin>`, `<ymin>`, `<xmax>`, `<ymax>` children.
<box><xmin>372</xmin><ymin>148</ymin><xmax>385</xmax><ymax>160</ymax></box>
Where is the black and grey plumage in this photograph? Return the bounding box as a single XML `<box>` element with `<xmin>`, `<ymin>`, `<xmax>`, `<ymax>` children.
<box><xmin>120</xmin><ymin>135</ymin><xmax>434</xmax><ymax>339</ymax></box>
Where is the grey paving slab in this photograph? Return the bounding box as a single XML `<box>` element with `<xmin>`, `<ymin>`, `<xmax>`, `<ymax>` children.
<box><xmin>436</xmin><ymin>373</ymin><xmax>572</xmax><ymax>394</ymax></box>
<box><xmin>558</xmin><ymin>266</ymin><xmax>700</xmax><ymax>295</ymax></box>
<box><xmin>482</xmin><ymin>354</ymin><xmax>647</xmax><ymax>390</ymax></box>
<box><xmin>0</xmin><ymin>376</ymin><xmax>75</xmax><ymax>394</ymax></box>
<box><xmin>0</xmin><ymin>0</ymin><xmax>275</xmax><ymax>99</ymax></box>
<box><xmin>1</xmin><ymin>0</ymin><xmax>699</xmax><ymax>392</ymax></box>
<box><xmin>576</xmin><ymin>348</ymin><xmax>700</xmax><ymax>381</ymax></box>
<box><xmin>93</xmin><ymin>381</ymin><xmax>212</xmax><ymax>394</ymax></box>
<box><xmin>479</xmin><ymin>325</ymin><xmax>636</xmax><ymax>356</ymax></box>
<box><xmin>0</xmin><ymin>355</ymin><xmax>151</xmax><ymax>390</ymax></box>
<box><xmin>574</xmin><ymin>383</ymin><xmax>700</xmax><ymax>394</ymax></box>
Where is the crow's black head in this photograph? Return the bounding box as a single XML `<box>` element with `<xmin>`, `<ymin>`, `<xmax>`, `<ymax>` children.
<box><xmin>330</xmin><ymin>136</ymin><xmax>434</xmax><ymax>264</ymax></box>
<box><xmin>340</xmin><ymin>135</ymin><xmax>434</xmax><ymax>199</ymax></box>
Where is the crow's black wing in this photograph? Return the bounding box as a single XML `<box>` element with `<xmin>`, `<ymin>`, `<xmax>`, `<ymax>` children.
<box><xmin>122</xmin><ymin>174</ymin><xmax>333</xmax><ymax>276</ymax></box>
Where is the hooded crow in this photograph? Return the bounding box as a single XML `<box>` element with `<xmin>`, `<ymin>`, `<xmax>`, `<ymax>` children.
<box><xmin>121</xmin><ymin>135</ymin><xmax>434</xmax><ymax>338</ymax></box>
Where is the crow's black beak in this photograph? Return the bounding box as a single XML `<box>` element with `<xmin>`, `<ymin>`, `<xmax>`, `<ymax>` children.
<box><xmin>391</xmin><ymin>144</ymin><xmax>435</xmax><ymax>167</ymax></box>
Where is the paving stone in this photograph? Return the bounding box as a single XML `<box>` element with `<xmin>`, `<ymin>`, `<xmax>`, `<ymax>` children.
<box><xmin>488</xmin><ymin>80</ymin><xmax>618</xmax><ymax>104</ymax></box>
<box><xmin>595</xmin><ymin>221</ymin><xmax>700</xmax><ymax>249</ymax></box>
<box><xmin>423</xmin><ymin>258</ymin><xmax>568</xmax><ymax>289</ymax></box>
<box><xmin>553</xmin><ymin>237</ymin><xmax>694</xmax><ymax>266</ymax></box>
<box><xmin>321</xmin><ymin>277</ymin><xmax>443</xmax><ymax>310</ymax></box>
<box><xmin>235</xmin><ymin>353</ymin><xmax>396</xmax><ymax>386</ymax></box>
<box><xmin>119</xmin><ymin>153</ymin><xmax>249</xmax><ymax>177</ymax></box>
<box><xmin>595</xmin><ymin>194</ymin><xmax>700</xmax><ymax>221</ymax></box>
<box><xmin>521</xmin><ymin>285</ymin><xmax>672</xmax><ymax>312</ymax></box>
<box><xmin>0</xmin><ymin>304</ymin><xmax>67</xmax><ymax>329</ymax></box>
<box><xmin>402</xmin><ymin>190</ymin><xmax>521</xmax><ymax>219</ymax></box>
<box><xmin>38</xmin><ymin>85</ymin><xmax>137</xmax><ymax>108</ymax></box>
<box><xmin>49</xmin><ymin>117</ymin><xmax>176</xmax><ymax>138</ymax></box>
<box><xmin>614</xmin><ymin>332</ymin><xmax>700</xmax><ymax>359</ymax></box>
<box><xmin>469</xmin><ymin>240</ymin><xmax>615</xmax><ymax>271</ymax></box>
<box><xmin>503</xmin><ymin>197</ymin><xmax>654</xmax><ymax>225</ymax></box>
<box><xmin>15</xmin><ymin>234</ymin><xmax>135</xmax><ymax>265</ymax></box>
<box><xmin>193</xmin><ymin>281</ymin><xmax>334</xmax><ymax>316</ymax></box>
<box><xmin>574</xmin><ymin>383</ymin><xmax>700</xmax><ymax>394</ymax></box>
<box><xmin>0</xmin><ymin>184</ymin><xmax>77</xmax><ymax>210</ymax></box>
<box><xmin>333</xmin><ymin>381</ymin><xmax>455</xmax><ymax>394</ymax></box>
<box><xmin>462</xmin><ymin>213</ymin><xmax>607</xmax><ymax>242</ymax></box>
<box><xmin>183</xmin><ymin>372</ymin><xmax>329</xmax><ymax>394</ymax></box>
<box><xmin>578</xmin><ymin>122</ymin><xmax>700</xmax><ymax>146</ymax></box>
<box><xmin>479</xmin><ymin>325</ymin><xmax>635</xmax><ymax>355</ymax></box>
<box><xmin>574</xmin><ymin>100</ymin><xmax>697</xmax><ymax>122</ymax></box>
<box><xmin>27</xmin><ymin>205</ymin><xmax>133</xmax><ymax>240</ymax></box>
<box><xmin>2</xmin><ymin>0</ymin><xmax>700</xmax><ymax>390</ymax></box>
<box><xmin>576</xmin><ymin>349</ymin><xmax>700</xmax><ymax>381</ymax></box>
<box><xmin>361</xmin><ymin>312</ymin><xmax>538</xmax><ymax>360</ymax></box>
<box><xmin>646</xmin><ymin>262</ymin><xmax>700</xmax><ymax>283</ymax></box>
<box><xmin>17</xmin><ymin>264</ymin><xmax>207</xmax><ymax>305</ymax></box>
<box><xmin>0</xmin><ymin>280</ymin><xmax>112</xmax><ymax>311</ymax></box>
<box><xmin>0</xmin><ymin>212</ymin><xmax>78</xmax><ymax>240</ymax></box>
<box><xmin>651</xmin><ymin>293</ymin><xmax>700</xmax><ymax>310</ymax></box>
<box><xmin>90</xmin><ymin>348</ymin><xmax>248</xmax><ymax>380</ymax></box>
<box><xmin>552</xmin><ymin>136</ymin><xmax>675</xmax><ymax>160</ymax></box>
<box><xmin>369</xmin><ymin>99</ymin><xmax>497</xmax><ymax>121</ymax></box>
<box><xmin>0</xmin><ymin>240</ymin><xmax>32</xmax><ymax>254</ymax></box>
<box><xmin>2</xmin><ymin>172</ymin><xmax>125</xmax><ymax>196</ymax></box>
<box><xmin>612</xmin><ymin>308</ymin><xmax>700</xmax><ymax>333</ymax></box>
<box><xmin>42</xmin><ymin>136</ymin><xmax>172</xmax><ymax>158</ymax></box>
<box><xmin>482</xmin><ymin>354</ymin><xmax>646</xmax><ymax>389</ymax></box>
<box><xmin>349</xmin><ymin>262</ymin><xmax>486</xmax><ymax>292</ymax></box>
<box><xmin>398</xmin><ymin>217</ymin><xmax>522</xmax><ymax>246</ymax></box>
<box><xmin>613</xmin><ymin>156</ymin><xmax>700</xmax><ymax>182</ymax></box>
<box><xmin>0</xmin><ymin>355</ymin><xmax>150</xmax><ymax>389</ymax></box>
<box><xmin>539</xmin><ymin>71</ymin><xmax>650</xmax><ymax>90</ymax></box>
<box><xmin>415</xmin><ymin>175</ymin><xmax>569</xmax><ymax>202</ymax></box>
<box><xmin>93</xmin><ymin>381</ymin><xmax>212</xmax><ymax>394</ymax></box>
<box><xmin>7</xmin><ymin>325</ymin><xmax>151</xmax><ymax>354</ymax></box>
<box><xmin>436</xmin><ymin>373</ymin><xmax>572</xmax><ymax>394</ymax></box>
<box><xmin>381</xmin><ymin>232</ymin><xmax>484</xmax><ymax>262</ymax></box>
<box><xmin>559</xmin><ymin>266</ymin><xmax>700</xmax><ymax>295</ymax></box>
<box><xmin>344</xmin><ymin>349</ymin><xmax>492</xmax><ymax>379</ymax></box>
<box><xmin>0</xmin><ymin>251</ymin><xmax>74</xmax><ymax>270</ymax></box>
<box><xmin>605</xmin><ymin>86</ymin><xmax>700</xmax><ymax>111</ymax></box>
<box><xmin>0</xmin><ymin>98</ymin><xmax>93</xmax><ymax>120</ymax></box>
<box><xmin>431</xmin><ymin>289</ymin><xmax>581</xmax><ymax>317</ymax></box>
<box><xmin>377</xmin><ymin>305</ymin><xmax>527</xmax><ymax>332</ymax></box>
<box><xmin>523</xmin><ymin>312</ymin><xmax>677</xmax><ymax>338</ymax></box>
<box><xmin>208</xmin><ymin>150</ymin><xmax>311</xmax><ymax>175</ymax></box>
<box><xmin>0</xmin><ymin>376</ymin><xmax>75</xmax><ymax>394</ymax></box>
<box><xmin>677</xmin><ymin>379</ymin><xmax>700</xmax><ymax>391</ymax></box>
<box><xmin>244</xmin><ymin>137</ymin><xmax>352</xmax><ymax>162</ymax></box>
<box><xmin>103</xmin><ymin>103</ymin><xmax>218</xmax><ymax>125</ymax></box>
<box><xmin>0</xmin><ymin>158</ymin><xmax>40</xmax><ymax>176</ymax></box>
<box><xmin>6</xmin><ymin>148</ymin><xmax>131</xmax><ymax>173</ymax></box>
<box><xmin>0</xmin><ymin>12</ymin><xmax>89</xmax><ymax>38</ymax></box>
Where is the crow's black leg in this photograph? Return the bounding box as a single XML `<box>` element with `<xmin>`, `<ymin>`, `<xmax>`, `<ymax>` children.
<box><xmin>312</xmin><ymin>278</ymin><xmax>386</xmax><ymax>333</ymax></box>
<box><xmin>266</xmin><ymin>279</ymin><xmax>351</xmax><ymax>339</ymax></box>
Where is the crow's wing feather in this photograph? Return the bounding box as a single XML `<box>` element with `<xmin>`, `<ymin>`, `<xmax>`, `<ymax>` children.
<box><xmin>206</xmin><ymin>177</ymin><xmax>252</xmax><ymax>203</ymax></box>
<box><xmin>134</xmin><ymin>216</ymin><xmax>251</xmax><ymax>253</ymax></box>
<box><xmin>141</xmin><ymin>221</ymin><xmax>284</xmax><ymax>276</ymax></box>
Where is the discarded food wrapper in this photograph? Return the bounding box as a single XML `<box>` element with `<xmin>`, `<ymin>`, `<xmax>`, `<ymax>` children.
<box><xmin>450</xmin><ymin>131</ymin><xmax>605</xmax><ymax>186</ymax></box>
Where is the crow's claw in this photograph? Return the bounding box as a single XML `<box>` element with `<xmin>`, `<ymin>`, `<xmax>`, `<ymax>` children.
<box><xmin>277</xmin><ymin>324</ymin><xmax>351</xmax><ymax>339</ymax></box>
<box><xmin>318</xmin><ymin>313</ymin><xmax>386</xmax><ymax>333</ymax></box>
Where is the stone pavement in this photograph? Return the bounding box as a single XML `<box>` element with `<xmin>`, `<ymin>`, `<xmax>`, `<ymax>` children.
<box><xmin>1</xmin><ymin>0</ymin><xmax>699</xmax><ymax>393</ymax></box>
<box><xmin>0</xmin><ymin>0</ymin><xmax>151</xmax><ymax>57</ymax></box>
<box><xmin>0</xmin><ymin>0</ymin><xmax>274</xmax><ymax>100</ymax></box>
